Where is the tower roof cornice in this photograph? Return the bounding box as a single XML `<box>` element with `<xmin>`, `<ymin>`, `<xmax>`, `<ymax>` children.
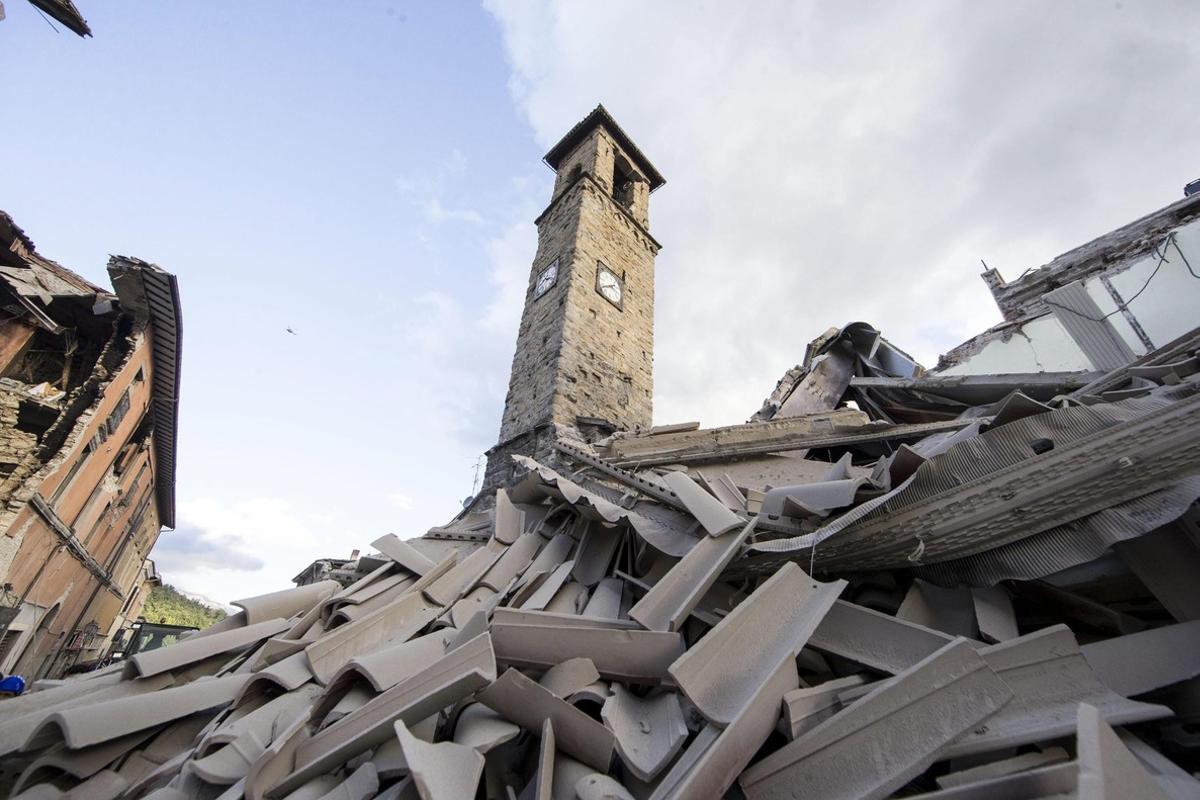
<box><xmin>543</xmin><ymin>104</ymin><xmax>666</xmax><ymax>192</ymax></box>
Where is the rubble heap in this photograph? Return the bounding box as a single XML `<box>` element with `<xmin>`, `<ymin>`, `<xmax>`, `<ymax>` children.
<box><xmin>2</xmin><ymin>325</ymin><xmax>1200</xmax><ymax>800</ymax></box>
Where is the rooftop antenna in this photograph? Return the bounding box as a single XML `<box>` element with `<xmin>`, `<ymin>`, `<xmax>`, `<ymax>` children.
<box><xmin>474</xmin><ymin>455</ymin><xmax>486</xmax><ymax>493</ymax></box>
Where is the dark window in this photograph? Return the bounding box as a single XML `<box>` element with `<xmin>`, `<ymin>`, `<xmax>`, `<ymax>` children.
<box><xmin>107</xmin><ymin>389</ymin><xmax>131</xmax><ymax>434</ymax></box>
<box><xmin>612</xmin><ymin>155</ymin><xmax>635</xmax><ymax>209</ymax></box>
<box><xmin>0</xmin><ymin>629</ymin><xmax>22</xmax><ymax>665</ymax></box>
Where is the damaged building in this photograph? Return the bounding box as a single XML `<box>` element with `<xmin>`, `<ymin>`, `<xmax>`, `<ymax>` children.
<box><xmin>0</xmin><ymin>211</ymin><xmax>181</xmax><ymax>681</ymax></box>
<box><xmin>2</xmin><ymin>109</ymin><xmax>1200</xmax><ymax>800</ymax></box>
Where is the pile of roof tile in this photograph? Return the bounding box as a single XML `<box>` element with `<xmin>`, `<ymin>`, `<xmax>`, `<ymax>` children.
<box><xmin>3</xmin><ymin>328</ymin><xmax>1200</xmax><ymax>800</ymax></box>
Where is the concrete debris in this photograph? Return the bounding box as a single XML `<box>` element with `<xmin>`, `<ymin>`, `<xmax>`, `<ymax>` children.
<box><xmin>5</xmin><ymin>337</ymin><xmax>1200</xmax><ymax>798</ymax></box>
<box><xmin>6</xmin><ymin>200</ymin><xmax>1200</xmax><ymax>798</ymax></box>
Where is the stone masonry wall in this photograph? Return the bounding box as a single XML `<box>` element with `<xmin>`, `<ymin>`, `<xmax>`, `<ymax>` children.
<box><xmin>496</xmin><ymin>184</ymin><xmax>584</xmax><ymax>443</ymax></box>
<box><xmin>551</xmin><ymin>178</ymin><xmax>656</xmax><ymax>434</ymax></box>
<box><xmin>482</xmin><ymin>424</ymin><xmax>559</xmax><ymax>493</ymax></box>
<box><xmin>486</xmin><ymin>123</ymin><xmax>660</xmax><ymax>492</ymax></box>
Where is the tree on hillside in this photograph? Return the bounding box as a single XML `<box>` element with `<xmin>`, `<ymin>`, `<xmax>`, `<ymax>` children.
<box><xmin>141</xmin><ymin>584</ymin><xmax>227</xmax><ymax>629</ymax></box>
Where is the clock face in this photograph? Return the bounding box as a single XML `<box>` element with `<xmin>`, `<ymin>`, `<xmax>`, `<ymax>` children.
<box><xmin>534</xmin><ymin>259</ymin><xmax>558</xmax><ymax>298</ymax></box>
<box><xmin>596</xmin><ymin>265</ymin><xmax>623</xmax><ymax>308</ymax></box>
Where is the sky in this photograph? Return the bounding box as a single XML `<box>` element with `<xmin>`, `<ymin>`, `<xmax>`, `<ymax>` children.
<box><xmin>3</xmin><ymin>0</ymin><xmax>1197</xmax><ymax>606</ymax></box>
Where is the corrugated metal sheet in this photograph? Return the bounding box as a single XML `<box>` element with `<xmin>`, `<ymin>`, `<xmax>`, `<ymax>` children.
<box><xmin>745</xmin><ymin>382</ymin><xmax>1200</xmax><ymax>574</ymax></box>
<box><xmin>912</xmin><ymin>476</ymin><xmax>1200</xmax><ymax>586</ymax></box>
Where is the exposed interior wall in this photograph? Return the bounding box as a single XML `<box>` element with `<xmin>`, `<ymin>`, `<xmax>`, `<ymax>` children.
<box><xmin>0</xmin><ymin>214</ymin><xmax>176</xmax><ymax>679</ymax></box>
<box><xmin>1</xmin><ymin>326</ymin><xmax>163</xmax><ymax>677</ymax></box>
<box><xmin>940</xmin><ymin>212</ymin><xmax>1200</xmax><ymax>377</ymax></box>
<box><xmin>1084</xmin><ymin>215</ymin><xmax>1200</xmax><ymax>351</ymax></box>
<box><xmin>939</xmin><ymin>315</ymin><xmax>1093</xmax><ymax>376</ymax></box>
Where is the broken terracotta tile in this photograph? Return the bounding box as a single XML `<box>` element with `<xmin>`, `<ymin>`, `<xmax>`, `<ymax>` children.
<box><xmin>519</xmin><ymin>559</ymin><xmax>577</xmax><ymax>611</ymax></box>
<box><xmin>0</xmin><ymin>673</ymin><xmax>174</xmax><ymax>759</ymax></box>
<box><xmin>491</xmin><ymin>618</ymin><xmax>684</xmax><ymax>684</ymax></box>
<box><xmin>669</xmin><ymin>563</ymin><xmax>844</xmax><ymax>726</ymax></box>
<box><xmin>652</xmin><ymin>657</ymin><xmax>798</xmax><ymax>800</ymax></box>
<box><xmin>422</xmin><ymin>545</ymin><xmax>505</xmax><ymax>607</ymax></box>
<box><xmin>1077</xmin><ymin>702</ymin><xmax>1168</xmax><ymax>799</ymax></box>
<box><xmin>935</xmin><ymin>746</ymin><xmax>1070</xmax><ymax>790</ymax></box>
<box><xmin>323</xmin><ymin>628</ymin><xmax>453</xmax><ymax>704</ymax></box>
<box><xmin>233</xmin><ymin>581</ymin><xmax>341</xmax><ymax>626</ymax></box>
<box><xmin>942</xmin><ymin>625</ymin><xmax>1171</xmax><ymax>759</ymax></box>
<box><xmin>533</xmin><ymin>718</ymin><xmax>555</xmax><ymax>800</ymax></box>
<box><xmin>600</xmin><ymin>684</ymin><xmax>688</xmax><ymax>781</ymax></box>
<box><xmin>315</xmin><ymin>761</ymin><xmax>378</xmax><ymax>800</ymax></box>
<box><xmin>571</xmin><ymin>522</ymin><xmax>623</xmax><ymax>587</ymax></box>
<box><xmin>477</xmin><ymin>531</ymin><xmax>542</xmax><ymax>591</ymax></box>
<box><xmin>61</xmin><ymin>768</ymin><xmax>127</xmax><ymax>800</ymax></box>
<box><xmin>780</xmin><ymin>674</ymin><xmax>870</xmax><ymax>739</ymax></box>
<box><xmin>450</xmin><ymin>702</ymin><xmax>521</xmax><ymax>753</ymax></box>
<box><xmin>582</xmin><ymin>577</ymin><xmax>624</xmax><ymax>619</ymax></box>
<box><xmin>970</xmin><ymin>585</ymin><xmax>1019</xmax><ymax>643</ymax></box>
<box><xmin>12</xmin><ymin>729</ymin><xmax>156</xmax><ymax>794</ymax></box>
<box><xmin>575</xmin><ymin>772</ymin><xmax>636</xmax><ymax>800</ymax></box>
<box><xmin>543</xmin><ymin>580</ymin><xmax>590</xmax><ymax>614</ymax></box>
<box><xmin>477</xmin><ymin>667</ymin><xmax>614</xmax><ymax>772</ymax></box>
<box><xmin>539</xmin><ymin>657</ymin><xmax>601</xmax><ymax>699</ymax></box>
<box><xmin>25</xmin><ymin>674</ymin><xmax>248</xmax><ymax>751</ymax></box>
<box><xmin>629</xmin><ymin>518</ymin><xmax>755</xmax><ymax>632</ymax></box>
<box><xmin>1116</xmin><ymin>727</ymin><xmax>1200</xmax><ymax>798</ymax></box>
<box><xmin>304</xmin><ymin>592</ymin><xmax>443</xmax><ymax>685</ymax></box>
<box><xmin>896</xmin><ymin>579</ymin><xmax>978</xmax><ymax>639</ymax></box>
<box><xmin>395</xmin><ymin>720</ymin><xmax>484</xmax><ymax>800</ymax></box>
<box><xmin>661</xmin><ymin>470</ymin><xmax>743</xmax><ymax>537</ymax></box>
<box><xmin>372</xmin><ymin>533</ymin><xmax>439</xmax><ymax>576</ymax></box>
<box><xmin>123</xmin><ymin>617</ymin><xmax>291</xmax><ymax>679</ymax></box>
<box><xmin>492</xmin><ymin>488</ymin><xmax>526</xmax><ymax>545</ymax></box>
<box><xmin>11</xmin><ymin>323</ymin><xmax>1200</xmax><ymax>800</ymax></box>
<box><xmin>1081</xmin><ymin>619</ymin><xmax>1200</xmax><ymax>697</ymax></box>
<box><xmin>739</xmin><ymin>639</ymin><xmax>1012</xmax><ymax>800</ymax></box>
<box><xmin>808</xmin><ymin>598</ymin><xmax>955</xmax><ymax>673</ymax></box>
<box><xmin>277</xmin><ymin>633</ymin><xmax>496</xmax><ymax>796</ymax></box>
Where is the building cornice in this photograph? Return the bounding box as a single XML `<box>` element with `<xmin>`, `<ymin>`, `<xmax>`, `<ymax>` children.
<box><xmin>534</xmin><ymin>172</ymin><xmax>662</xmax><ymax>253</ymax></box>
<box><xmin>108</xmin><ymin>257</ymin><xmax>182</xmax><ymax>530</ymax></box>
<box><xmin>543</xmin><ymin>105</ymin><xmax>665</xmax><ymax>191</ymax></box>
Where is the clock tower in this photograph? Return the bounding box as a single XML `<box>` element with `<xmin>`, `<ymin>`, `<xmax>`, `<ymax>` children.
<box><xmin>482</xmin><ymin>106</ymin><xmax>665</xmax><ymax>491</ymax></box>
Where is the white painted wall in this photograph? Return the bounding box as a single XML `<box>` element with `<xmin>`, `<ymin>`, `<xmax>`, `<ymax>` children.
<box><xmin>939</xmin><ymin>315</ymin><xmax>1092</xmax><ymax>375</ymax></box>
<box><xmin>1088</xmin><ymin>216</ymin><xmax>1200</xmax><ymax>350</ymax></box>
<box><xmin>940</xmin><ymin>215</ymin><xmax>1200</xmax><ymax>376</ymax></box>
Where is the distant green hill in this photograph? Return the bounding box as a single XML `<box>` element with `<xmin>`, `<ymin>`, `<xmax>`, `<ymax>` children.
<box><xmin>141</xmin><ymin>584</ymin><xmax>227</xmax><ymax>629</ymax></box>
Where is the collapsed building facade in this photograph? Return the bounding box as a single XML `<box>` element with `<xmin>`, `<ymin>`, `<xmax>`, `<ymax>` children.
<box><xmin>0</xmin><ymin>212</ymin><xmax>181</xmax><ymax>681</ymax></box>
<box><xmin>2</xmin><ymin>110</ymin><xmax>1200</xmax><ymax>800</ymax></box>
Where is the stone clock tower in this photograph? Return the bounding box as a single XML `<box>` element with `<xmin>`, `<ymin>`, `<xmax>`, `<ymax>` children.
<box><xmin>482</xmin><ymin>105</ymin><xmax>665</xmax><ymax>491</ymax></box>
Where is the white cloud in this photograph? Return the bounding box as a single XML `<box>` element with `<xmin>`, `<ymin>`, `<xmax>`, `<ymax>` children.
<box><xmin>444</xmin><ymin>149</ymin><xmax>469</xmax><ymax>175</ymax></box>
<box><xmin>396</xmin><ymin>149</ymin><xmax>486</xmax><ymax>227</ymax></box>
<box><xmin>425</xmin><ymin>197</ymin><xmax>485</xmax><ymax>225</ymax></box>
<box><xmin>154</xmin><ymin>496</ymin><xmax>333</xmax><ymax>606</ymax></box>
<box><xmin>484</xmin><ymin>0</ymin><xmax>1200</xmax><ymax>427</ymax></box>
<box><xmin>481</xmin><ymin>219</ymin><xmax>537</xmax><ymax>337</ymax></box>
<box><xmin>388</xmin><ymin>492</ymin><xmax>416</xmax><ymax>512</ymax></box>
<box><xmin>391</xmin><ymin>195</ymin><xmax>541</xmax><ymax>454</ymax></box>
